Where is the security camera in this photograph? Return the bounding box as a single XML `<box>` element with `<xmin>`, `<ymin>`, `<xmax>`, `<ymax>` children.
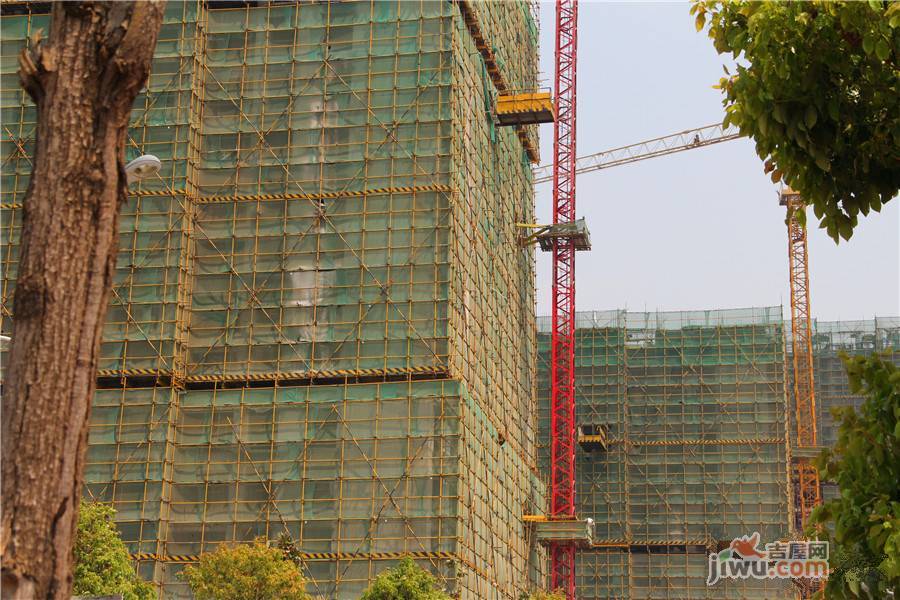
<box><xmin>125</xmin><ymin>155</ymin><xmax>161</xmax><ymax>184</ymax></box>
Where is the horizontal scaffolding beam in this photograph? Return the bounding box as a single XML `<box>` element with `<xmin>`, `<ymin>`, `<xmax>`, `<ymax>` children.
<box><xmin>95</xmin><ymin>366</ymin><xmax>451</xmax><ymax>389</ymax></box>
<box><xmin>132</xmin><ymin>550</ymin><xmax>493</xmax><ymax>583</ymax></box>
<box><xmin>1</xmin><ymin>184</ymin><xmax>455</xmax><ymax>210</ymax></box>
<box><xmin>587</xmin><ymin>540</ymin><xmax>716</xmax><ymax>554</ymax></box>
<box><xmin>601</xmin><ymin>437</ymin><xmax>786</xmax><ymax>447</ymax></box>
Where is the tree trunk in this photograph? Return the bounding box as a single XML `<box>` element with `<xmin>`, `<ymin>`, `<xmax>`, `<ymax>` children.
<box><xmin>1</xmin><ymin>3</ymin><xmax>165</xmax><ymax>598</ymax></box>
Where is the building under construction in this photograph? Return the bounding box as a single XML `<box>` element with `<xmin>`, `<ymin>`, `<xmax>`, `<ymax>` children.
<box><xmin>537</xmin><ymin>308</ymin><xmax>792</xmax><ymax>599</ymax></box>
<box><xmin>797</xmin><ymin>317</ymin><xmax>900</xmax><ymax>503</ymax></box>
<box><xmin>2</xmin><ymin>1</ymin><xmax>545</xmax><ymax>597</ymax></box>
<box><xmin>536</xmin><ymin>310</ymin><xmax>898</xmax><ymax>599</ymax></box>
<box><xmin>1</xmin><ymin>1</ymin><xmax>898</xmax><ymax>599</ymax></box>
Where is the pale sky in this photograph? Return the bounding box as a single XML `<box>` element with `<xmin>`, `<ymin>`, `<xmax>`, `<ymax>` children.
<box><xmin>533</xmin><ymin>1</ymin><xmax>900</xmax><ymax>321</ymax></box>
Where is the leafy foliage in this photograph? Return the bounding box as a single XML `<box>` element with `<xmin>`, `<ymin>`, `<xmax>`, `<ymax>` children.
<box><xmin>182</xmin><ymin>538</ymin><xmax>311</xmax><ymax>600</ymax></box>
<box><xmin>519</xmin><ymin>589</ymin><xmax>567</xmax><ymax>600</ymax></box>
<box><xmin>73</xmin><ymin>502</ymin><xmax>155</xmax><ymax>600</ymax></box>
<box><xmin>359</xmin><ymin>557</ymin><xmax>450</xmax><ymax>600</ymax></box>
<box><xmin>693</xmin><ymin>1</ymin><xmax>900</xmax><ymax>241</ymax></box>
<box><xmin>808</xmin><ymin>352</ymin><xmax>900</xmax><ymax>598</ymax></box>
<box><xmin>276</xmin><ymin>532</ymin><xmax>304</xmax><ymax>567</ymax></box>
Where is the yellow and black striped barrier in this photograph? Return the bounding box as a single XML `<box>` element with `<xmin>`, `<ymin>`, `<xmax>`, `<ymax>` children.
<box><xmin>132</xmin><ymin>550</ymin><xmax>457</xmax><ymax>563</ymax></box>
<box><xmin>302</xmin><ymin>551</ymin><xmax>456</xmax><ymax>561</ymax></box>
<box><xmin>132</xmin><ymin>185</ymin><xmax>452</xmax><ymax>203</ymax></box>
<box><xmin>586</xmin><ymin>538</ymin><xmax>716</xmax><ymax>550</ymax></box>
<box><xmin>132</xmin><ymin>553</ymin><xmax>197</xmax><ymax>563</ymax></box>
<box><xmin>131</xmin><ymin>549</ymin><xmax>493</xmax><ymax>584</ymax></box>
<box><xmin>192</xmin><ymin>185</ymin><xmax>452</xmax><ymax>204</ymax></box>
<box><xmin>627</xmin><ymin>437</ymin><xmax>785</xmax><ymax>447</ymax></box>
<box><xmin>183</xmin><ymin>365</ymin><xmax>448</xmax><ymax>384</ymax></box>
<box><xmin>94</xmin><ymin>365</ymin><xmax>448</xmax><ymax>386</ymax></box>
<box><xmin>1</xmin><ymin>185</ymin><xmax>453</xmax><ymax>211</ymax></box>
<box><xmin>97</xmin><ymin>368</ymin><xmax>173</xmax><ymax>378</ymax></box>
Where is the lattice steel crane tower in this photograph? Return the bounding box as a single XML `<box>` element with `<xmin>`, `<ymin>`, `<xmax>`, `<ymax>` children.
<box><xmin>781</xmin><ymin>187</ymin><xmax>821</xmax><ymax>528</ymax></box>
<box><xmin>780</xmin><ymin>187</ymin><xmax>823</xmax><ymax>599</ymax></box>
<box><xmin>549</xmin><ymin>0</ymin><xmax>580</xmax><ymax>596</ymax></box>
<box><xmin>517</xmin><ymin>3</ymin><xmax>592</xmax><ymax>597</ymax></box>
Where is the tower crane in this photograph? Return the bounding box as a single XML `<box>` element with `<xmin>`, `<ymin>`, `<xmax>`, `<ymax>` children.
<box><xmin>528</xmin><ymin>123</ymin><xmax>822</xmax><ymax>597</ymax></box>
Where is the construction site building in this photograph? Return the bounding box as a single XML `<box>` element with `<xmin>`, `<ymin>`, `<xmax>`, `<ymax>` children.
<box><xmin>791</xmin><ymin>317</ymin><xmax>900</xmax><ymax>502</ymax></box>
<box><xmin>1</xmin><ymin>1</ymin><xmax>544</xmax><ymax>597</ymax></box>
<box><xmin>2</xmin><ymin>3</ymin><xmax>899</xmax><ymax>600</ymax></box>
<box><xmin>538</xmin><ymin>308</ymin><xmax>794</xmax><ymax>599</ymax></box>
<box><xmin>536</xmin><ymin>309</ymin><xmax>899</xmax><ymax>598</ymax></box>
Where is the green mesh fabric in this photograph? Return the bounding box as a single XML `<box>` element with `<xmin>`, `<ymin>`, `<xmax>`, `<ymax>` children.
<box><xmin>1</xmin><ymin>1</ymin><xmax>542</xmax><ymax>597</ymax></box>
<box><xmin>538</xmin><ymin>308</ymin><xmax>792</xmax><ymax>598</ymax></box>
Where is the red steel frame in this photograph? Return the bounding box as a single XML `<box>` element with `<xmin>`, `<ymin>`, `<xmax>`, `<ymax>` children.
<box><xmin>549</xmin><ymin>0</ymin><xmax>578</xmax><ymax>597</ymax></box>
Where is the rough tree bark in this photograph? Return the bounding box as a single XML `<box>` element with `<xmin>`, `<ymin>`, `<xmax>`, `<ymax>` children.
<box><xmin>1</xmin><ymin>3</ymin><xmax>165</xmax><ymax>599</ymax></box>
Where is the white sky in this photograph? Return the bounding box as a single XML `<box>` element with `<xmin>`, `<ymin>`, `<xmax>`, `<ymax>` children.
<box><xmin>533</xmin><ymin>1</ymin><xmax>900</xmax><ymax>321</ymax></box>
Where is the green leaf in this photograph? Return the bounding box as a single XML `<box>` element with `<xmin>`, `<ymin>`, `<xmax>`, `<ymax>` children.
<box><xmin>875</xmin><ymin>38</ymin><xmax>890</xmax><ymax>60</ymax></box>
<box><xmin>805</xmin><ymin>105</ymin><xmax>818</xmax><ymax>129</ymax></box>
<box><xmin>863</xmin><ymin>35</ymin><xmax>875</xmax><ymax>55</ymax></box>
<box><xmin>695</xmin><ymin>12</ymin><xmax>706</xmax><ymax>32</ymax></box>
<box><xmin>827</xmin><ymin>97</ymin><xmax>840</xmax><ymax>121</ymax></box>
<box><xmin>773</xmin><ymin>104</ymin><xmax>786</xmax><ymax>124</ymax></box>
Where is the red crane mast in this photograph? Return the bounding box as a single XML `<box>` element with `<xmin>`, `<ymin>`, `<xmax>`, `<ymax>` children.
<box><xmin>549</xmin><ymin>0</ymin><xmax>579</xmax><ymax>597</ymax></box>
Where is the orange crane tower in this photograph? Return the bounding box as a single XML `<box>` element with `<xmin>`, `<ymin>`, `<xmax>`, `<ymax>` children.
<box><xmin>781</xmin><ymin>187</ymin><xmax>821</xmax><ymax>527</ymax></box>
<box><xmin>781</xmin><ymin>187</ymin><xmax>823</xmax><ymax>599</ymax></box>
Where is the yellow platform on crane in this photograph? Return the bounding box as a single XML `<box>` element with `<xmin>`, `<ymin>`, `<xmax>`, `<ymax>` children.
<box><xmin>791</xmin><ymin>446</ymin><xmax>825</xmax><ymax>460</ymax></box>
<box><xmin>496</xmin><ymin>92</ymin><xmax>555</xmax><ymax>126</ymax></box>
<box><xmin>577</xmin><ymin>423</ymin><xmax>608</xmax><ymax>452</ymax></box>
<box><xmin>779</xmin><ymin>186</ymin><xmax>802</xmax><ymax>206</ymax></box>
<box><xmin>522</xmin><ymin>514</ymin><xmax>548</xmax><ymax>523</ymax></box>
